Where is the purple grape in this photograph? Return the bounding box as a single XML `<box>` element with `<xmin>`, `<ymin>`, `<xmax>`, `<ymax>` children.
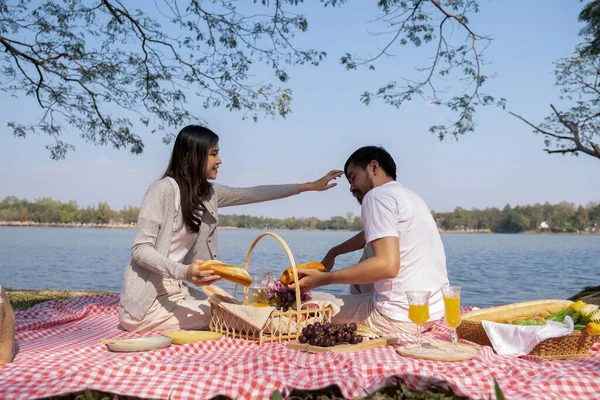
<box><xmin>298</xmin><ymin>335</ymin><xmax>308</xmax><ymax>344</ymax></box>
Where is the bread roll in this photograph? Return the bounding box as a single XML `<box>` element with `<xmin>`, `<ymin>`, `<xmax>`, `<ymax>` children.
<box><xmin>279</xmin><ymin>261</ymin><xmax>326</xmax><ymax>285</ymax></box>
<box><xmin>462</xmin><ymin>299</ymin><xmax>573</xmax><ymax>323</ymax></box>
<box><xmin>198</xmin><ymin>260</ymin><xmax>252</xmax><ymax>287</ymax></box>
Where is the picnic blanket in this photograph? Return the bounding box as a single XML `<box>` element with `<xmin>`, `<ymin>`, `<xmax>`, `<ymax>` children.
<box><xmin>0</xmin><ymin>293</ymin><xmax>599</xmax><ymax>400</ymax></box>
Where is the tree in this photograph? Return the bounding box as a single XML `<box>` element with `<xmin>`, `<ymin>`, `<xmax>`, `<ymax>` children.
<box><xmin>95</xmin><ymin>202</ymin><xmax>113</xmax><ymax>223</ymax></box>
<box><xmin>119</xmin><ymin>205</ymin><xmax>139</xmax><ymax>224</ymax></box>
<box><xmin>348</xmin><ymin>0</ymin><xmax>504</xmax><ymax>140</ymax></box>
<box><xmin>573</xmin><ymin>205</ymin><xmax>590</xmax><ymax>230</ymax></box>
<box><xmin>578</xmin><ymin>0</ymin><xmax>600</xmax><ymax>56</ymax></box>
<box><xmin>1</xmin><ymin>0</ymin><xmax>322</xmax><ymax>158</ymax></box>
<box><xmin>328</xmin><ymin>216</ymin><xmax>347</xmax><ymax>230</ymax></box>
<box><xmin>510</xmin><ymin>1</ymin><xmax>600</xmax><ymax>161</ymax></box>
<box><xmin>59</xmin><ymin>201</ymin><xmax>79</xmax><ymax>223</ymax></box>
<box><xmin>2</xmin><ymin>0</ymin><xmax>500</xmax><ymax>159</ymax></box>
<box><xmin>350</xmin><ymin>216</ymin><xmax>363</xmax><ymax>231</ymax></box>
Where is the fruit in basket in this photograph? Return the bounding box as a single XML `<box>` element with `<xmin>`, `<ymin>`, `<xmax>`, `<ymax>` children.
<box><xmin>586</xmin><ymin>322</ymin><xmax>600</xmax><ymax>335</ymax></box>
<box><xmin>279</xmin><ymin>261</ymin><xmax>326</xmax><ymax>285</ymax></box>
<box><xmin>546</xmin><ymin>300</ymin><xmax>600</xmax><ymax>332</ymax></box>
<box><xmin>198</xmin><ymin>260</ymin><xmax>252</xmax><ymax>287</ymax></box>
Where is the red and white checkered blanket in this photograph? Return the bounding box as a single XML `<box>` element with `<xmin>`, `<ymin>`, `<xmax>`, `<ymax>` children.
<box><xmin>1</xmin><ymin>293</ymin><xmax>599</xmax><ymax>399</ymax></box>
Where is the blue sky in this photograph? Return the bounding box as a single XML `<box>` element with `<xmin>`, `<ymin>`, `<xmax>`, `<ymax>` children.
<box><xmin>0</xmin><ymin>1</ymin><xmax>598</xmax><ymax>219</ymax></box>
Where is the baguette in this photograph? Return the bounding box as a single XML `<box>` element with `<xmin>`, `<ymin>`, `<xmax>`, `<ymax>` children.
<box><xmin>279</xmin><ymin>261</ymin><xmax>326</xmax><ymax>285</ymax></box>
<box><xmin>462</xmin><ymin>299</ymin><xmax>573</xmax><ymax>323</ymax></box>
<box><xmin>198</xmin><ymin>260</ymin><xmax>252</xmax><ymax>287</ymax></box>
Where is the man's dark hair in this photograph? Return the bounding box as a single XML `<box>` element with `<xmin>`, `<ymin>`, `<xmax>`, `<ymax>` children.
<box><xmin>344</xmin><ymin>146</ymin><xmax>397</xmax><ymax>180</ymax></box>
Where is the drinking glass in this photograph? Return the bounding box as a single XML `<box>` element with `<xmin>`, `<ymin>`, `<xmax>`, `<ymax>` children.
<box><xmin>442</xmin><ymin>286</ymin><xmax>463</xmax><ymax>354</ymax></box>
<box><xmin>406</xmin><ymin>290</ymin><xmax>431</xmax><ymax>354</ymax></box>
<box><xmin>248</xmin><ymin>272</ymin><xmax>272</xmax><ymax>307</ymax></box>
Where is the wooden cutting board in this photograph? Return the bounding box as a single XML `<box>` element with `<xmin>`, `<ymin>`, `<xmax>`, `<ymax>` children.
<box><xmin>286</xmin><ymin>336</ymin><xmax>397</xmax><ymax>354</ymax></box>
<box><xmin>396</xmin><ymin>342</ymin><xmax>478</xmax><ymax>362</ymax></box>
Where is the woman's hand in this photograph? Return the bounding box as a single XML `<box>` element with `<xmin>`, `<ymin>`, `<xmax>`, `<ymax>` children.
<box><xmin>299</xmin><ymin>170</ymin><xmax>343</xmax><ymax>192</ymax></box>
<box><xmin>186</xmin><ymin>260</ymin><xmax>221</xmax><ymax>286</ymax></box>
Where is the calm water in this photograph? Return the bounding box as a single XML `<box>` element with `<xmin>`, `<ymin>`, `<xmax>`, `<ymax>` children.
<box><xmin>0</xmin><ymin>227</ymin><xmax>598</xmax><ymax>307</ymax></box>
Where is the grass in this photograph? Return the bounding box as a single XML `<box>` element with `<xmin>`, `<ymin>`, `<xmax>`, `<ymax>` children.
<box><xmin>6</xmin><ymin>289</ymin><xmax>112</xmax><ymax>311</ymax></box>
<box><xmin>6</xmin><ymin>289</ymin><xmax>514</xmax><ymax>400</ymax></box>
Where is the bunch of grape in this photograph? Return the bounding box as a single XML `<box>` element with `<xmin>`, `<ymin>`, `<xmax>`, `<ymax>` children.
<box><xmin>298</xmin><ymin>322</ymin><xmax>364</xmax><ymax>347</ymax></box>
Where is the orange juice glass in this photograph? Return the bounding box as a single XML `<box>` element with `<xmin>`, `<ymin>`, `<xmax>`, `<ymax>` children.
<box><xmin>443</xmin><ymin>297</ymin><xmax>461</xmax><ymax>328</ymax></box>
<box><xmin>405</xmin><ymin>290</ymin><xmax>432</xmax><ymax>354</ymax></box>
<box><xmin>442</xmin><ymin>286</ymin><xmax>463</xmax><ymax>354</ymax></box>
<box><xmin>409</xmin><ymin>304</ymin><xmax>430</xmax><ymax>325</ymax></box>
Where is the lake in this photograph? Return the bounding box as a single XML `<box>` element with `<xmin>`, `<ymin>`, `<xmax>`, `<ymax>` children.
<box><xmin>0</xmin><ymin>227</ymin><xmax>598</xmax><ymax>307</ymax></box>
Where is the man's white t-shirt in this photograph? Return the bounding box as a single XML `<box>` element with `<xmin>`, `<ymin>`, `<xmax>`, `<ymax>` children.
<box><xmin>361</xmin><ymin>181</ymin><xmax>449</xmax><ymax>322</ymax></box>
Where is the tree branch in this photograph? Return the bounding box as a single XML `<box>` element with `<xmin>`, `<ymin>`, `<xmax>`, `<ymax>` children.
<box><xmin>508</xmin><ymin>111</ymin><xmax>574</xmax><ymax>141</ymax></box>
<box><xmin>510</xmin><ymin>108</ymin><xmax>600</xmax><ymax>160</ymax></box>
<box><xmin>430</xmin><ymin>0</ymin><xmax>490</xmax><ymax>40</ymax></box>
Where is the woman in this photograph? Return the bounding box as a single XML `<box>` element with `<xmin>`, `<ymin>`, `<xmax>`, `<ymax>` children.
<box><xmin>119</xmin><ymin>125</ymin><xmax>342</xmax><ymax>332</ymax></box>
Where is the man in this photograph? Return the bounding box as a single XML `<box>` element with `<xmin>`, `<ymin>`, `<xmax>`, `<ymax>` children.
<box><xmin>293</xmin><ymin>146</ymin><xmax>449</xmax><ymax>335</ymax></box>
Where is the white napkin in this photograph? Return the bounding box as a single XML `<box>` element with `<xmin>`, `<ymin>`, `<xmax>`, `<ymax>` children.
<box><xmin>482</xmin><ymin>316</ymin><xmax>574</xmax><ymax>356</ymax></box>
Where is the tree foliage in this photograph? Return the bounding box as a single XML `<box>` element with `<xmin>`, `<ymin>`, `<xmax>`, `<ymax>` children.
<box><xmin>0</xmin><ymin>195</ymin><xmax>136</xmax><ymax>224</ymax></box>
<box><xmin>1</xmin><ymin>0</ymin><xmax>323</xmax><ymax>158</ymax></box>
<box><xmin>433</xmin><ymin>201</ymin><xmax>600</xmax><ymax>233</ymax></box>
<box><xmin>3</xmin><ymin>195</ymin><xmax>599</xmax><ymax>234</ymax></box>
<box><xmin>510</xmin><ymin>0</ymin><xmax>600</xmax><ymax>160</ymax></box>
<box><xmin>0</xmin><ymin>195</ymin><xmax>366</xmax><ymax>229</ymax></box>
<box><xmin>346</xmin><ymin>0</ymin><xmax>504</xmax><ymax>140</ymax></box>
<box><xmin>218</xmin><ymin>213</ymin><xmax>363</xmax><ymax>231</ymax></box>
<box><xmin>1</xmin><ymin>0</ymin><xmax>502</xmax><ymax>158</ymax></box>
<box><xmin>579</xmin><ymin>0</ymin><xmax>600</xmax><ymax>56</ymax></box>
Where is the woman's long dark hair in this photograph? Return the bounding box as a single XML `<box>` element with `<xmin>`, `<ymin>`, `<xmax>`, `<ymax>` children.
<box><xmin>162</xmin><ymin>125</ymin><xmax>219</xmax><ymax>233</ymax></box>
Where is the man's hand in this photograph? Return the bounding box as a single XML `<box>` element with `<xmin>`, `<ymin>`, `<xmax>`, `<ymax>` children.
<box><xmin>186</xmin><ymin>260</ymin><xmax>221</xmax><ymax>286</ymax></box>
<box><xmin>321</xmin><ymin>250</ymin><xmax>336</xmax><ymax>272</ymax></box>
<box><xmin>288</xmin><ymin>268</ymin><xmax>328</xmax><ymax>291</ymax></box>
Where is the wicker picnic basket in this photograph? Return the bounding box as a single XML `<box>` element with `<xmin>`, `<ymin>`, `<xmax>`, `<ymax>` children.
<box><xmin>209</xmin><ymin>232</ymin><xmax>332</xmax><ymax>346</ymax></box>
<box><xmin>457</xmin><ymin>301</ymin><xmax>599</xmax><ymax>360</ymax></box>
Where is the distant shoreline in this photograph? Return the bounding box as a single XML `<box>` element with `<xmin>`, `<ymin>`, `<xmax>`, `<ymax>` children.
<box><xmin>1</xmin><ymin>221</ymin><xmax>598</xmax><ymax>235</ymax></box>
<box><xmin>0</xmin><ymin>221</ymin><xmax>135</xmax><ymax>229</ymax></box>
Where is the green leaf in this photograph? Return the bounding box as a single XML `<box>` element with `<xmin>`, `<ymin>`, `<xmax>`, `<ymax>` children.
<box><xmin>494</xmin><ymin>379</ymin><xmax>505</xmax><ymax>400</ymax></box>
<box><xmin>271</xmin><ymin>389</ymin><xmax>283</xmax><ymax>400</ymax></box>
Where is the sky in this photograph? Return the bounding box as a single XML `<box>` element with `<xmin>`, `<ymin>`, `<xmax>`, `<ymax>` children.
<box><xmin>0</xmin><ymin>1</ymin><xmax>598</xmax><ymax>220</ymax></box>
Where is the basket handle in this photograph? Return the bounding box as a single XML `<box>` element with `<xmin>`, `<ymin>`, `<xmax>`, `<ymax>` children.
<box><xmin>243</xmin><ymin>232</ymin><xmax>302</xmax><ymax>315</ymax></box>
